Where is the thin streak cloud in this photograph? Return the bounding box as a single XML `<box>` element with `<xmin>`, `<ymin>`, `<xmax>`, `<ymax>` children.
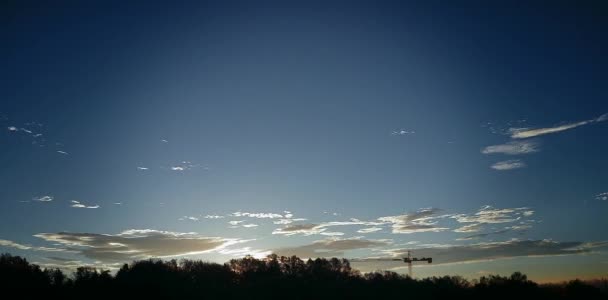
<box><xmin>491</xmin><ymin>160</ymin><xmax>526</xmax><ymax>171</ymax></box>
<box><xmin>509</xmin><ymin>113</ymin><xmax>607</xmax><ymax>139</ymax></box>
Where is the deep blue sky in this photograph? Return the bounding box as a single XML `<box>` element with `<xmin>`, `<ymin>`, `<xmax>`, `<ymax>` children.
<box><xmin>1</xmin><ymin>1</ymin><xmax>607</xmax><ymax>281</ymax></box>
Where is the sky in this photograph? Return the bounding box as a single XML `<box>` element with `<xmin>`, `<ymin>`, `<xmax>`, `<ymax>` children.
<box><xmin>1</xmin><ymin>0</ymin><xmax>607</xmax><ymax>282</ymax></box>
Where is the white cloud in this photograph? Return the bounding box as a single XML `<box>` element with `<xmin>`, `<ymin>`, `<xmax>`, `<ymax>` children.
<box><xmin>451</xmin><ymin>206</ymin><xmax>531</xmax><ymax>224</ymax></box>
<box><xmin>273</xmin><ymin>218</ymin><xmax>307</xmax><ymax>225</ymax></box>
<box><xmin>378</xmin><ymin>208</ymin><xmax>449</xmax><ymax>234</ymax></box>
<box><xmin>481</xmin><ymin>140</ymin><xmax>540</xmax><ymax>155</ymax></box>
<box><xmin>33</xmin><ymin>195</ymin><xmax>53</xmax><ymax>202</ymax></box>
<box><xmin>491</xmin><ymin>159</ymin><xmax>526</xmax><ymax>170</ymax></box>
<box><xmin>70</xmin><ymin>200</ymin><xmax>99</xmax><ymax>209</ymax></box>
<box><xmin>161</xmin><ymin>139</ymin><xmax>168</xmax><ymax>143</ymax></box>
<box><xmin>231</xmin><ymin>212</ymin><xmax>284</xmax><ymax>219</ymax></box>
<box><xmin>391</xmin><ymin>129</ymin><xmax>415</xmax><ymax>135</ymax></box>
<box><xmin>179</xmin><ymin>216</ymin><xmax>200</xmax><ymax>221</ymax></box>
<box><xmin>171</xmin><ymin>166</ymin><xmax>185</xmax><ymax>171</ymax></box>
<box><xmin>273</xmin><ymin>224</ymin><xmax>324</xmax><ymax>236</ymax></box>
<box><xmin>57</xmin><ymin>150</ymin><xmax>69</xmax><ymax>155</ymax></box>
<box><xmin>137</xmin><ymin>167</ymin><xmax>149</xmax><ymax>170</ymax></box>
<box><xmin>228</xmin><ymin>220</ymin><xmax>245</xmax><ymax>226</ymax></box>
<box><xmin>357</xmin><ymin>227</ymin><xmax>383</xmax><ymax>233</ymax></box>
<box><xmin>510</xmin><ymin>113</ymin><xmax>607</xmax><ymax>139</ymax></box>
<box><xmin>454</xmin><ymin>223</ymin><xmax>483</xmax><ymax>233</ymax></box>
<box><xmin>218</xmin><ymin>247</ymin><xmax>271</xmax><ymax>259</ymax></box>
<box><xmin>204</xmin><ymin>215</ymin><xmax>225</xmax><ymax>219</ymax></box>
<box><xmin>242</xmin><ymin>224</ymin><xmax>259</xmax><ymax>228</ymax></box>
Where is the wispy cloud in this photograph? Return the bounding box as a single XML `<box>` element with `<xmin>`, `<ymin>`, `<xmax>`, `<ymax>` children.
<box><xmin>33</xmin><ymin>195</ymin><xmax>53</xmax><ymax>202</ymax></box>
<box><xmin>362</xmin><ymin>239</ymin><xmax>608</xmax><ymax>268</ymax></box>
<box><xmin>595</xmin><ymin>192</ymin><xmax>608</xmax><ymax>201</ymax></box>
<box><xmin>391</xmin><ymin>129</ymin><xmax>415</xmax><ymax>136</ymax></box>
<box><xmin>179</xmin><ymin>216</ymin><xmax>200</xmax><ymax>221</ymax></box>
<box><xmin>273</xmin><ymin>224</ymin><xmax>324</xmax><ymax>236</ymax></box>
<box><xmin>357</xmin><ymin>227</ymin><xmax>383</xmax><ymax>233</ymax></box>
<box><xmin>70</xmin><ymin>200</ymin><xmax>99</xmax><ymax>209</ymax></box>
<box><xmin>456</xmin><ymin>225</ymin><xmax>531</xmax><ymax>241</ymax></box>
<box><xmin>509</xmin><ymin>113</ymin><xmax>607</xmax><ymax>139</ymax></box>
<box><xmin>7</xmin><ymin>126</ymin><xmax>18</xmax><ymax>131</ymax></box>
<box><xmin>231</xmin><ymin>212</ymin><xmax>284</xmax><ymax>219</ymax></box>
<box><xmin>0</xmin><ymin>239</ymin><xmax>66</xmax><ymax>252</ymax></box>
<box><xmin>170</xmin><ymin>161</ymin><xmax>200</xmax><ymax>171</ymax></box>
<box><xmin>274</xmin><ymin>237</ymin><xmax>391</xmax><ymax>259</ymax></box>
<box><xmin>378</xmin><ymin>208</ymin><xmax>449</xmax><ymax>234</ymax></box>
<box><xmin>34</xmin><ymin>229</ymin><xmax>246</xmax><ymax>262</ymax></box>
<box><xmin>491</xmin><ymin>159</ymin><xmax>526</xmax><ymax>170</ymax></box>
<box><xmin>204</xmin><ymin>215</ymin><xmax>225</xmax><ymax>219</ymax></box>
<box><xmin>482</xmin><ymin>140</ymin><xmax>540</xmax><ymax>155</ymax></box>
<box><xmin>57</xmin><ymin>150</ymin><xmax>69</xmax><ymax>155</ymax></box>
<box><xmin>451</xmin><ymin>206</ymin><xmax>532</xmax><ymax>224</ymax></box>
<box><xmin>454</xmin><ymin>223</ymin><xmax>484</xmax><ymax>233</ymax></box>
<box><xmin>137</xmin><ymin>167</ymin><xmax>149</xmax><ymax>170</ymax></box>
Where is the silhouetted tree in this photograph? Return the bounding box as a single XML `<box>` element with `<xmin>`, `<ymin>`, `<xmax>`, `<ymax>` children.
<box><xmin>0</xmin><ymin>252</ymin><xmax>605</xmax><ymax>300</ymax></box>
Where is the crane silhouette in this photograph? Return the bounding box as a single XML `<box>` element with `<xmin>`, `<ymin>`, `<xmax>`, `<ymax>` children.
<box><xmin>351</xmin><ymin>251</ymin><xmax>432</xmax><ymax>278</ymax></box>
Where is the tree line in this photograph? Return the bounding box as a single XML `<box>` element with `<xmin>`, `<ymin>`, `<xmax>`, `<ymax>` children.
<box><xmin>0</xmin><ymin>253</ymin><xmax>606</xmax><ymax>299</ymax></box>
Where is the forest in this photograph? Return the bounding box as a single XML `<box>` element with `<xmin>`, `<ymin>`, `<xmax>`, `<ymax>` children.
<box><xmin>1</xmin><ymin>253</ymin><xmax>606</xmax><ymax>299</ymax></box>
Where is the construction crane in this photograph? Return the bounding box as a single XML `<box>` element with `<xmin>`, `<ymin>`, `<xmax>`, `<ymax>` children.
<box><xmin>352</xmin><ymin>250</ymin><xmax>432</xmax><ymax>278</ymax></box>
<box><xmin>401</xmin><ymin>250</ymin><xmax>432</xmax><ymax>278</ymax></box>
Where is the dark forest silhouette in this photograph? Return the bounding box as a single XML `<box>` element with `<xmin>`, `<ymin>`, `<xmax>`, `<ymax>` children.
<box><xmin>1</xmin><ymin>253</ymin><xmax>606</xmax><ymax>299</ymax></box>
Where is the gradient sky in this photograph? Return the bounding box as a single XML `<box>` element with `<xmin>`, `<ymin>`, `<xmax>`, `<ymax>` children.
<box><xmin>1</xmin><ymin>1</ymin><xmax>607</xmax><ymax>282</ymax></box>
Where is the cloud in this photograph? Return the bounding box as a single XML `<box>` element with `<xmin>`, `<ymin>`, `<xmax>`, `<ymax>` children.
<box><xmin>451</xmin><ymin>206</ymin><xmax>532</xmax><ymax>224</ymax></box>
<box><xmin>491</xmin><ymin>159</ymin><xmax>526</xmax><ymax>170</ymax></box>
<box><xmin>357</xmin><ymin>227</ymin><xmax>383</xmax><ymax>233</ymax></box>
<box><xmin>34</xmin><ymin>229</ymin><xmax>244</xmax><ymax>262</ymax></box>
<box><xmin>272</xmin><ymin>218</ymin><xmax>383</xmax><ymax>236</ymax></box>
<box><xmin>454</xmin><ymin>223</ymin><xmax>484</xmax><ymax>233</ymax></box>
<box><xmin>365</xmin><ymin>239</ymin><xmax>608</xmax><ymax>267</ymax></box>
<box><xmin>170</xmin><ymin>161</ymin><xmax>199</xmax><ymax>171</ymax></box>
<box><xmin>451</xmin><ymin>207</ymin><xmax>535</xmax><ymax>240</ymax></box>
<box><xmin>204</xmin><ymin>215</ymin><xmax>225</xmax><ymax>219</ymax></box>
<box><xmin>137</xmin><ymin>167</ymin><xmax>149</xmax><ymax>170</ymax></box>
<box><xmin>481</xmin><ymin>140</ymin><xmax>540</xmax><ymax>155</ymax></box>
<box><xmin>231</xmin><ymin>212</ymin><xmax>284</xmax><ymax>219</ymax></box>
<box><xmin>57</xmin><ymin>150</ymin><xmax>69</xmax><ymax>155</ymax></box>
<box><xmin>7</xmin><ymin>126</ymin><xmax>18</xmax><ymax>131</ymax></box>
<box><xmin>242</xmin><ymin>224</ymin><xmax>259</xmax><ymax>228</ymax></box>
<box><xmin>179</xmin><ymin>216</ymin><xmax>200</xmax><ymax>221</ymax></box>
<box><xmin>391</xmin><ymin>129</ymin><xmax>415</xmax><ymax>136</ymax></box>
<box><xmin>378</xmin><ymin>208</ymin><xmax>449</xmax><ymax>234</ymax></box>
<box><xmin>0</xmin><ymin>239</ymin><xmax>66</xmax><ymax>252</ymax></box>
<box><xmin>70</xmin><ymin>200</ymin><xmax>99</xmax><ymax>209</ymax></box>
<box><xmin>33</xmin><ymin>195</ymin><xmax>53</xmax><ymax>202</ymax></box>
<box><xmin>274</xmin><ymin>237</ymin><xmax>391</xmax><ymax>259</ymax></box>
<box><xmin>161</xmin><ymin>139</ymin><xmax>168</xmax><ymax>143</ymax></box>
<box><xmin>456</xmin><ymin>225</ymin><xmax>531</xmax><ymax>241</ymax></box>
<box><xmin>509</xmin><ymin>113</ymin><xmax>607</xmax><ymax>139</ymax></box>
<box><xmin>595</xmin><ymin>192</ymin><xmax>608</xmax><ymax>201</ymax></box>
<box><xmin>273</xmin><ymin>224</ymin><xmax>324</xmax><ymax>236</ymax></box>
<box><xmin>218</xmin><ymin>247</ymin><xmax>271</xmax><ymax>259</ymax></box>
